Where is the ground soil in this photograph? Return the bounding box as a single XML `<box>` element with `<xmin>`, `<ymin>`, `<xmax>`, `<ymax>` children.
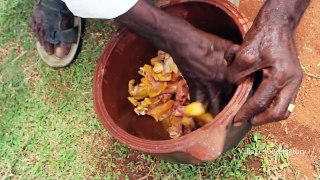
<box><xmin>240</xmin><ymin>0</ymin><xmax>320</xmax><ymax>178</ymax></box>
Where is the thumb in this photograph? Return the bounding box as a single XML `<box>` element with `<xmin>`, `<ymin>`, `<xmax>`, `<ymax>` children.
<box><xmin>224</xmin><ymin>44</ymin><xmax>241</xmax><ymax>66</ymax></box>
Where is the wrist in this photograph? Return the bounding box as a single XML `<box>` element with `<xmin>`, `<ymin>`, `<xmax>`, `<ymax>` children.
<box><xmin>117</xmin><ymin>0</ymin><xmax>212</xmax><ymax>55</ymax></box>
<box><xmin>161</xmin><ymin>25</ymin><xmax>213</xmax><ymax>55</ymax></box>
<box><xmin>252</xmin><ymin>0</ymin><xmax>310</xmax><ymax>33</ymax></box>
<box><xmin>254</xmin><ymin>11</ymin><xmax>295</xmax><ymax>33</ymax></box>
<box><xmin>253</xmin><ymin>21</ymin><xmax>294</xmax><ymax>37</ymax></box>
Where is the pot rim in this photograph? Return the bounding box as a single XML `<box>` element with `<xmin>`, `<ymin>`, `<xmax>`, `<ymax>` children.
<box><xmin>93</xmin><ymin>0</ymin><xmax>253</xmax><ymax>153</ymax></box>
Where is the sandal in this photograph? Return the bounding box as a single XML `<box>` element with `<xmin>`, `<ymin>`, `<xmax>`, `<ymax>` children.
<box><xmin>31</xmin><ymin>0</ymin><xmax>83</xmax><ymax>67</ymax></box>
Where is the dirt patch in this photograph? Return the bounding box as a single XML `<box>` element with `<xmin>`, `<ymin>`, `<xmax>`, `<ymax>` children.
<box><xmin>295</xmin><ymin>0</ymin><xmax>320</xmax><ymax>74</ymax></box>
<box><xmin>240</xmin><ymin>0</ymin><xmax>320</xmax><ymax>178</ymax></box>
<box><xmin>93</xmin><ymin>135</ymin><xmax>153</xmax><ymax>179</ymax></box>
<box><xmin>247</xmin><ymin>158</ymin><xmax>262</xmax><ymax>172</ymax></box>
<box><xmin>96</xmin><ymin>149</ymin><xmax>153</xmax><ymax>179</ymax></box>
<box><xmin>289</xmin><ymin>154</ymin><xmax>316</xmax><ymax>179</ymax></box>
<box><xmin>254</xmin><ymin>122</ymin><xmax>320</xmax><ymax>157</ymax></box>
<box><xmin>294</xmin><ymin>77</ymin><xmax>320</xmax><ymax>132</ymax></box>
<box><xmin>239</xmin><ymin>0</ymin><xmax>264</xmax><ymax>23</ymax></box>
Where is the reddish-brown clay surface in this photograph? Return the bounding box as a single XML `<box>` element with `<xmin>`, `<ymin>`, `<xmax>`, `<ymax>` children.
<box><xmin>240</xmin><ymin>0</ymin><xmax>320</xmax><ymax>178</ymax></box>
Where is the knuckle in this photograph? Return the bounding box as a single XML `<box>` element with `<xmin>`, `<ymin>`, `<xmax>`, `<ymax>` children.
<box><xmin>226</xmin><ymin>72</ymin><xmax>234</xmax><ymax>82</ymax></box>
<box><xmin>273</xmin><ymin>67</ymin><xmax>303</xmax><ymax>88</ymax></box>
<box><xmin>253</xmin><ymin>99</ymin><xmax>269</xmax><ymax>110</ymax></box>
<box><xmin>201</xmin><ymin>66</ymin><xmax>220</xmax><ymax>81</ymax></box>
<box><xmin>225</xmin><ymin>45</ymin><xmax>240</xmax><ymax>64</ymax></box>
<box><xmin>273</xmin><ymin>71</ymin><xmax>288</xmax><ymax>88</ymax></box>
<box><xmin>270</xmin><ymin>109</ymin><xmax>290</xmax><ymax>121</ymax></box>
<box><xmin>295</xmin><ymin>68</ymin><xmax>303</xmax><ymax>84</ymax></box>
<box><xmin>226</xmin><ymin>45</ymin><xmax>240</xmax><ymax>56</ymax></box>
<box><xmin>236</xmin><ymin>51</ymin><xmax>257</xmax><ymax>68</ymax></box>
<box><xmin>282</xmin><ymin>112</ymin><xmax>290</xmax><ymax>120</ymax></box>
<box><xmin>273</xmin><ymin>62</ymin><xmax>304</xmax><ymax>85</ymax></box>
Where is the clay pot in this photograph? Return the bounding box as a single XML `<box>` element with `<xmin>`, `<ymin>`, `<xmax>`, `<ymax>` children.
<box><xmin>93</xmin><ymin>0</ymin><xmax>253</xmax><ymax>164</ymax></box>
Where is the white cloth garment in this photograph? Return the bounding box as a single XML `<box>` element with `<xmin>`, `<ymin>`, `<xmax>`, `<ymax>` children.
<box><xmin>62</xmin><ymin>0</ymin><xmax>139</xmax><ymax>19</ymax></box>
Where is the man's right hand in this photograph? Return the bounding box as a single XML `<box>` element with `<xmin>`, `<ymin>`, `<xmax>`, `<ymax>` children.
<box><xmin>171</xmin><ymin>30</ymin><xmax>233</xmax><ymax>114</ymax></box>
<box><xmin>117</xmin><ymin>0</ymin><xmax>234</xmax><ymax>114</ymax></box>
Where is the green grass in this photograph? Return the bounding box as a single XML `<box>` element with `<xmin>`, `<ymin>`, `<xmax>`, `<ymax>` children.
<box><xmin>0</xmin><ymin>0</ymin><xmax>298</xmax><ymax>179</ymax></box>
<box><xmin>95</xmin><ymin>132</ymin><xmax>292</xmax><ymax>179</ymax></box>
<box><xmin>1</xmin><ymin>0</ymin><xmax>115</xmax><ymax>178</ymax></box>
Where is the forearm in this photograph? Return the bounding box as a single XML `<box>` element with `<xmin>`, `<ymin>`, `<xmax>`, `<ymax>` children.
<box><xmin>116</xmin><ymin>0</ymin><xmax>212</xmax><ymax>54</ymax></box>
<box><xmin>254</xmin><ymin>0</ymin><xmax>310</xmax><ymax>31</ymax></box>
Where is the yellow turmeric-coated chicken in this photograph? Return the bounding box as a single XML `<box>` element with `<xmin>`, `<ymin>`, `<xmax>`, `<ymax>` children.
<box><xmin>128</xmin><ymin>51</ymin><xmax>214</xmax><ymax>138</ymax></box>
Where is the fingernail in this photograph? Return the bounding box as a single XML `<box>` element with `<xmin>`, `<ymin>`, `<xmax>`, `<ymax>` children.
<box><xmin>233</xmin><ymin>122</ymin><xmax>243</xmax><ymax>127</ymax></box>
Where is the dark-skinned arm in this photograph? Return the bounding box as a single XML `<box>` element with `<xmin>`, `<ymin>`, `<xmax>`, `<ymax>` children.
<box><xmin>116</xmin><ymin>0</ymin><xmax>231</xmax><ymax>82</ymax></box>
<box><xmin>225</xmin><ymin>0</ymin><xmax>310</xmax><ymax>126</ymax></box>
<box><xmin>116</xmin><ymin>0</ymin><xmax>233</xmax><ymax>113</ymax></box>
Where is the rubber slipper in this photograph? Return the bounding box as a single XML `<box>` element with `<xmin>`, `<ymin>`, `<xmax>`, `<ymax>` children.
<box><xmin>32</xmin><ymin>0</ymin><xmax>82</xmax><ymax>67</ymax></box>
<box><xmin>36</xmin><ymin>16</ymin><xmax>82</xmax><ymax>67</ymax></box>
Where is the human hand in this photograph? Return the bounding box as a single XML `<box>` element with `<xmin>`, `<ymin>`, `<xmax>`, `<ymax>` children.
<box><xmin>225</xmin><ymin>25</ymin><xmax>303</xmax><ymax>126</ymax></box>
<box><xmin>170</xmin><ymin>30</ymin><xmax>232</xmax><ymax>82</ymax></box>
<box><xmin>117</xmin><ymin>0</ymin><xmax>234</xmax><ymax>114</ymax></box>
<box><xmin>30</xmin><ymin>0</ymin><xmax>76</xmax><ymax>58</ymax></box>
<box><xmin>169</xmin><ymin>30</ymin><xmax>233</xmax><ymax>114</ymax></box>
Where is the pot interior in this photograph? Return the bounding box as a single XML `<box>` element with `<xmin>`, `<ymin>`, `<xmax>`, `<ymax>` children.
<box><xmin>100</xmin><ymin>2</ymin><xmax>243</xmax><ymax>140</ymax></box>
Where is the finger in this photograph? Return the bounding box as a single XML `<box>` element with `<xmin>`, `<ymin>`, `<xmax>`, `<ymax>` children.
<box><xmin>37</xmin><ymin>25</ymin><xmax>46</xmax><ymax>46</ymax></box>
<box><xmin>233</xmin><ymin>77</ymin><xmax>279</xmax><ymax>125</ymax></box>
<box><xmin>44</xmin><ymin>42</ymin><xmax>54</xmax><ymax>55</ymax></box>
<box><xmin>206</xmin><ymin>81</ymin><xmax>223</xmax><ymax>115</ymax></box>
<box><xmin>226</xmin><ymin>48</ymin><xmax>260</xmax><ymax>83</ymax></box>
<box><xmin>208</xmin><ymin>50</ymin><xmax>227</xmax><ymax>82</ymax></box>
<box><xmin>224</xmin><ymin>44</ymin><xmax>240</xmax><ymax>65</ymax></box>
<box><xmin>187</xmin><ymin>79</ymin><xmax>207</xmax><ymax>103</ymax></box>
<box><xmin>188</xmin><ymin>79</ymin><xmax>223</xmax><ymax>115</ymax></box>
<box><xmin>200</xmin><ymin>31</ymin><xmax>233</xmax><ymax>51</ymax></box>
<box><xmin>38</xmin><ymin>24</ymin><xmax>55</xmax><ymax>56</ymax></box>
<box><xmin>54</xmin><ymin>42</ymin><xmax>71</xmax><ymax>58</ymax></box>
<box><xmin>215</xmin><ymin>60</ymin><xmax>226</xmax><ymax>82</ymax></box>
<box><xmin>30</xmin><ymin>16</ymin><xmax>37</xmax><ymax>33</ymax></box>
<box><xmin>251</xmin><ymin>82</ymin><xmax>299</xmax><ymax>125</ymax></box>
<box><xmin>216</xmin><ymin>38</ymin><xmax>233</xmax><ymax>51</ymax></box>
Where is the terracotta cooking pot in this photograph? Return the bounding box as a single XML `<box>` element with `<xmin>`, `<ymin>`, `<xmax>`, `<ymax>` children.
<box><xmin>93</xmin><ymin>0</ymin><xmax>253</xmax><ymax>164</ymax></box>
